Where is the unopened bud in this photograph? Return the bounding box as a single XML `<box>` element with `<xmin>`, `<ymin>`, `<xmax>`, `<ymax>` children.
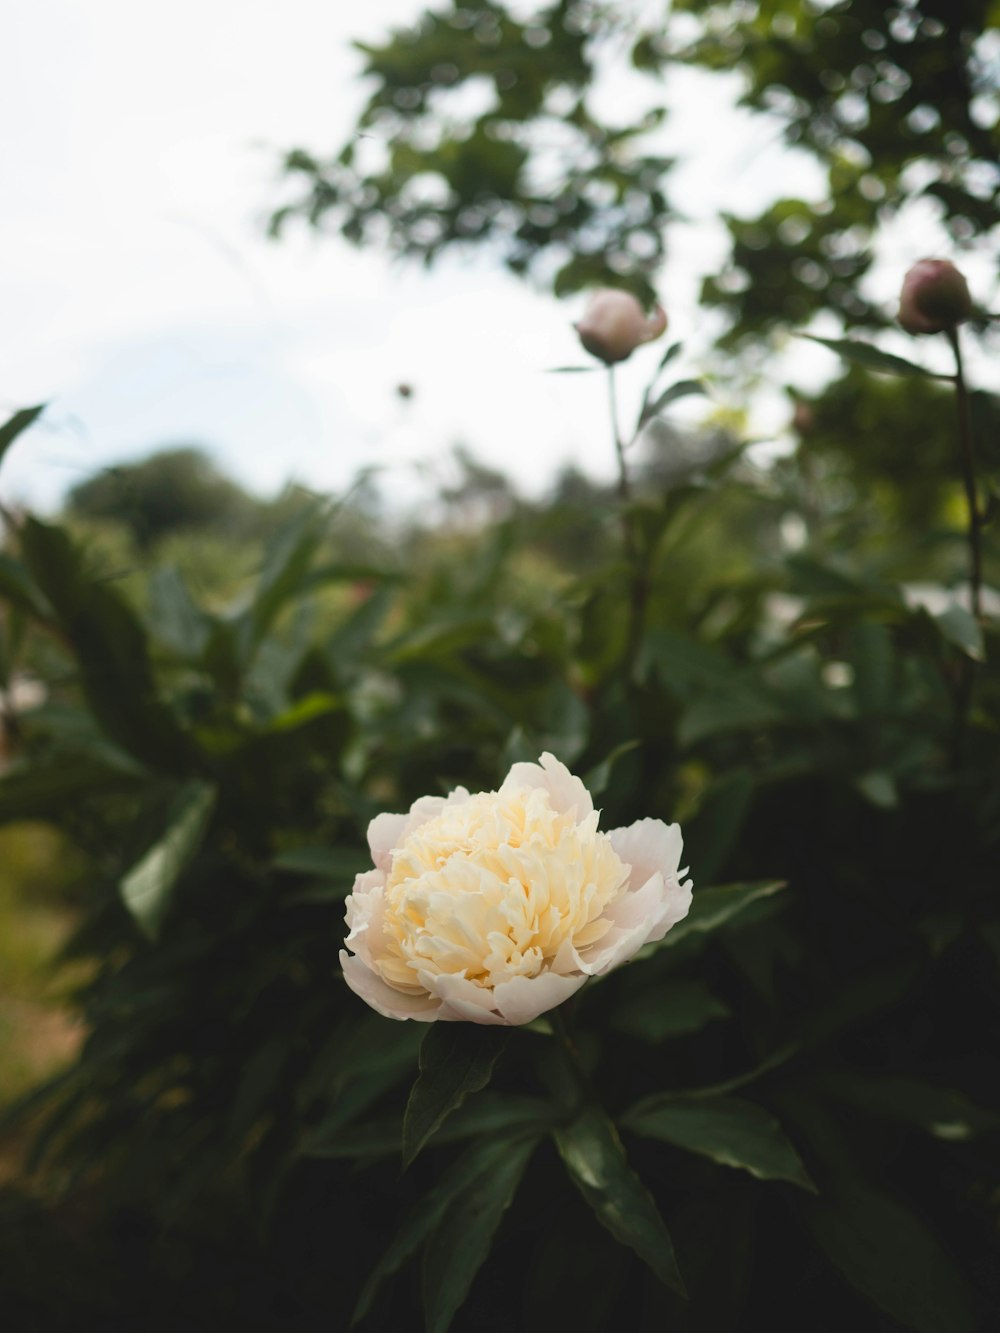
<box><xmin>575</xmin><ymin>289</ymin><xmax>667</xmax><ymax>364</ymax></box>
<box><xmin>898</xmin><ymin>259</ymin><xmax>972</xmax><ymax>336</ymax></box>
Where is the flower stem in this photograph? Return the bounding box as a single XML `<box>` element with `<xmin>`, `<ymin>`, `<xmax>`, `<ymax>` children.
<box><xmin>947</xmin><ymin>328</ymin><xmax>982</xmax><ymax>623</ymax></box>
<box><xmin>607</xmin><ymin>367</ymin><xmax>649</xmax><ymax>675</ymax></box>
<box><xmin>947</xmin><ymin>328</ymin><xmax>982</xmax><ymax>767</ymax></box>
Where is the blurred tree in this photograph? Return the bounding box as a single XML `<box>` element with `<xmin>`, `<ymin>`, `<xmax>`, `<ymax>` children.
<box><xmin>67</xmin><ymin>447</ymin><xmax>257</xmax><ymax>551</ymax></box>
<box><xmin>270</xmin><ymin>0</ymin><xmax>999</xmax><ymax>340</ymax></box>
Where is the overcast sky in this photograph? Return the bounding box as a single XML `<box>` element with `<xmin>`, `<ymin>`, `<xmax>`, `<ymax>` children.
<box><xmin>1</xmin><ymin>0</ymin><xmax>981</xmax><ymax>515</ymax></box>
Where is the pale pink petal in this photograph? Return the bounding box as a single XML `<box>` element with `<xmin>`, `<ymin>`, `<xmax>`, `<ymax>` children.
<box><xmin>340</xmin><ymin>950</ymin><xmax>442</xmax><ymax>1021</ymax></box>
<box><xmin>578</xmin><ymin>915</ymin><xmax>654</xmax><ymax>976</ymax></box>
<box><xmin>580</xmin><ymin>872</ymin><xmax>693</xmax><ymax>974</ymax></box>
<box><xmin>399</xmin><ymin>787</ymin><xmax>472</xmax><ymax>841</ymax></box>
<box><xmin>343</xmin><ymin>871</ymin><xmax>387</xmax><ymax>967</ymax></box>
<box><xmin>491</xmin><ymin>971</ymin><xmax>588</xmax><ymax>1025</ymax></box>
<box><xmin>501</xmin><ymin>751</ymin><xmax>593</xmax><ymax>821</ymax></box>
<box><xmin>642</xmin><ymin>874</ymin><xmax>693</xmax><ymax>945</ymax></box>
<box><xmin>366</xmin><ymin>813</ymin><xmax>408</xmax><ymax>873</ymax></box>
<box><xmin>424</xmin><ymin>972</ymin><xmax>509</xmax><ymax>1025</ymax></box>
<box><xmin>609</xmin><ymin>818</ymin><xmax>684</xmax><ymax>890</ymax></box>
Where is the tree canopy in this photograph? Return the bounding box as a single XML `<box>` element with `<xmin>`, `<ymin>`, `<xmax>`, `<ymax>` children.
<box><xmin>270</xmin><ymin>0</ymin><xmax>999</xmax><ymax>343</ymax></box>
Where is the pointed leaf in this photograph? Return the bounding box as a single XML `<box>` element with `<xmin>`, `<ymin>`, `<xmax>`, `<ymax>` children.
<box><xmin>147</xmin><ymin>566</ymin><xmax>212</xmax><ymax>658</ymax></box>
<box><xmin>422</xmin><ymin>1133</ymin><xmax>537</xmax><ymax>1333</ymax></box>
<box><xmin>0</xmin><ymin>755</ymin><xmax>143</xmax><ymax>820</ymax></box>
<box><xmin>622</xmin><ymin>1094</ymin><xmax>815</xmax><ymax>1190</ymax></box>
<box><xmin>403</xmin><ymin>1024</ymin><xmax>508</xmax><ymax>1167</ymax></box>
<box><xmin>236</xmin><ymin>502</ymin><xmax>326</xmax><ymax>660</ymax></box>
<box><xmin>271</xmin><ymin>845</ymin><xmax>370</xmax><ymax>879</ymax></box>
<box><xmin>638</xmin><ymin>378</ymin><xmax>707</xmax><ymax>429</ymax></box>
<box><xmin>0</xmin><ymin>404</ymin><xmax>45</xmax><ymax>469</ymax></box>
<box><xmin>19</xmin><ymin>518</ymin><xmax>192</xmax><ymax>769</ymax></box>
<box><xmin>824</xmin><ymin>1074</ymin><xmax>999</xmax><ymax>1141</ymax></box>
<box><xmin>804</xmin><ymin>335</ymin><xmax>948</xmax><ymax>380</ymax></box>
<box><xmin>642</xmin><ymin>880</ymin><xmax>787</xmax><ymax>955</ymax></box>
<box><xmin>553</xmin><ymin>1104</ymin><xmax>686</xmax><ymax>1295</ymax></box>
<box><xmin>610</xmin><ymin>979</ymin><xmax>731</xmax><ymax>1043</ymax></box>
<box><xmin>801</xmin><ymin>1184</ymin><xmax>977</xmax><ymax>1333</ymax></box>
<box><xmin>120</xmin><ymin>781</ymin><xmax>216</xmax><ymax>937</ymax></box>
<box><xmin>0</xmin><ymin>553</ymin><xmax>49</xmax><ymax>619</ymax></box>
<box><xmin>934</xmin><ymin>601</ymin><xmax>985</xmax><ymax>662</ymax></box>
<box><xmin>352</xmin><ymin>1133</ymin><xmax>531</xmax><ymax>1324</ymax></box>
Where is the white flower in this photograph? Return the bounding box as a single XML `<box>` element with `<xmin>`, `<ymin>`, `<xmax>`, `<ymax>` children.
<box><xmin>340</xmin><ymin>753</ymin><xmax>692</xmax><ymax>1025</ymax></box>
<box><xmin>574</xmin><ymin>289</ymin><xmax>668</xmax><ymax>364</ymax></box>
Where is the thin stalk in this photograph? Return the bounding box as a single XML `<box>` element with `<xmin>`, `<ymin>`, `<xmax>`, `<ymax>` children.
<box><xmin>947</xmin><ymin>327</ymin><xmax>982</xmax><ymax>766</ymax></box>
<box><xmin>607</xmin><ymin>366</ymin><xmax>649</xmax><ymax>674</ymax></box>
<box><xmin>947</xmin><ymin>328</ymin><xmax>982</xmax><ymax>622</ymax></box>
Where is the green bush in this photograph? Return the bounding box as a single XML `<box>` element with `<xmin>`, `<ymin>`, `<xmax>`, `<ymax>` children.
<box><xmin>0</xmin><ymin>341</ymin><xmax>998</xmax><ymax>1333</ymax></box>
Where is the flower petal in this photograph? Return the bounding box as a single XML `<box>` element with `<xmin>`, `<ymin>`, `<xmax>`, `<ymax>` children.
<box><xmin>501</xmin><ymin>751</ymin><xmax>593</xmax><ymax>821</ymax></box>
<box><xmin>423</xmin><ymin>971</ymin><xmax>509</xmax><ymax>1025</ymax></box>
<box><xmin>580</xmin><ymin>871</ymin><xmax>693</xmax><ymax>974</ymax></box>
<box><xmin>343</xmin><ymin>871</ymin><xmax>387</xmax><ymax>967</ymax></box>
<box><xmin>340</xmin><ymin>950</ymin><xmax>442</xmax><ymax>1021</ymax></box>
<box><xmin>367</xmin><ymin>813</ymin><xmax>407</xmax><ymax>874</ymax></box>
<box><xmin>609</xmin><ymin>818</ymin><xmax>684</xmax><ymax>890</ymax></box>
<box><xmin>491</xmin><ymin>971</ymin><xmax>588</xmax><ymax>1025</ymax></box>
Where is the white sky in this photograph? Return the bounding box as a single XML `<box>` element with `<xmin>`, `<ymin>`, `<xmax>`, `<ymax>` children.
<box><xmin>1</xmin><ymin>0</ymin><xmax>985</xmax><ymax>514</ymax></box>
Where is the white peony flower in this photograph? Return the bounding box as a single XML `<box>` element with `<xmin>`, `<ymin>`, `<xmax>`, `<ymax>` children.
<box><xmin>340</xmin><ymin>753</ymin><xmax>692</xmax><ymax>1026</ymax></box>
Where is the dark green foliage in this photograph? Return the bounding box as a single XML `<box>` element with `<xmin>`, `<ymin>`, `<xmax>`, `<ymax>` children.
<box><xmin>1</xmin><ymin>374</ymin><xmax>998</xmax><ymax>1333</ymax></box>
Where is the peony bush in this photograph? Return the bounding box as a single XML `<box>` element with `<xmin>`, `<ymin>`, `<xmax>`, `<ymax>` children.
<box><xmin>0</xmin><ymin>261</ymin><xmax>997</xmax><ymax>1332</ymax></box>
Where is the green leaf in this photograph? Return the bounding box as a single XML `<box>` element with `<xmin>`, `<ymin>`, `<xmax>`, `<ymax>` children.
<box><xmin>19</xmin><ymin>518</ymin><xmax>192</xmax><ymax>770</ymax></box>
<box><xmin>236</xmin><ymin>502</ymin><xmax>326</xmax><ymax>661</ymax></box>
<box><xmin>0</xmin><ymin>404</ymin><xmax>45</xmax><ymax>470</ymax></box>
<box><xmin>801</xmin><ymin>1184</ymin><xmax>977</xmax><ymax>1333</ymax></box>
<box><xmin>609</xmin><ymin>979</ymin><xmax>731</xmax><ymax>1043</ymax></box>
<box><xmin>403</xmin><ymin>1024</ymin><xmax>509</xmax><ymax>1167</ymax></box>
<box><xmin>119</xmin><ymin>781</ymin><xmax>216</xmax><ymax>937</ymax></box>
<box><xmin>553</xmin><ymin>1104</ymin><xmax>686</xmax><ymax>1295</ymax></box>
<box><xmin>0</xmin><ymin>754</ymin><xmax>142</xmax><ymax>820</ymax></box>
<box><xmin>803</xmin><ymin>335</ymin><xmax>947</xmax><ymax>380</ymax></box>
<box><xmin>684</xmin><ymin>769</ymin><xmax>754</xmax><ymax>884</ymax></box>
<box><xmin>0</xmin><ymin>553</ymin><xmax>49</xmax><ymax>619</ymax></box>
<box><xmin>934</xmin><ymin>601</ymin><xmax>985</xmax><ymax>662</ymax></box>
<box><xmin>855</xmin><ymin>771</ymin><xmax>898</xmax><ymax>809</ymax></box>
<box><xmin>304</xmin><ymin>1018</ymin><xmax>421</xmax><ymax>1133</ymax></box>
<box><xmin>305</xmin><ymin>1093</ymin><xmax>553</xmax><ymax>1162</ymax></box>
<box><xmin>622</xmin><ymin>1094</ymin><xmax>815</xmax><ymax>1191</ymax></box>
<box><xmin>638</xmin><ymin>378</ymin><xmax>707</xmax><ymax>429</ymax></box>
<box><xmin>643</xmin><ymin>880</ymin><xmax>787</xmax><ymax>954</ymax></box>
<box><xmin>271</xmin><ymin>844</ymin><xmax>370</xmax><ymax>879</ymax></box>
<box><xmin>823</xmin><ymin>1074</ymin><xmax>999</xmax><ymax>1141</ymax></box>
<box><xmin>583</xmin><ymin>740</ymin><xmax>640</xmax><ymax>799</ymax></box>
<box><xmin>146</xmin><ymin>566</ymin><xmax>212</xmax><ymax>658</ymax></box>
<box><xmin>421</xmin><ymin>1134</ymin><xmax>537</xmax><ymax>1333</ymax></box>
<box><xmin>352</xmin><ymin>1133</ymin><xmax>533</xmax><ymax>1325</ymax></box>
<box><xmin>678</xmin><ymin>686</ymin><xmax>784</xmax><ymax>746</ymax></box>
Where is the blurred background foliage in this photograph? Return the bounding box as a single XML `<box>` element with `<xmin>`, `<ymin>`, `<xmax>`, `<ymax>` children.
<box><xmin>271</xmin><ymin>0</ymin><xmax>999</xmax><ymax>341</ymax></box>
<box><xmin>1</xmin><ymin>2</ymin><xmax>1000</xmax><ymax>1331</ymax></box>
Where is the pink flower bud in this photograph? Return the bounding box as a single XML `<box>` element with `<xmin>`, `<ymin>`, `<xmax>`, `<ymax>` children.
<box><xmin>575</xmin><ymin>289</ymin><xmax>668</xmax><ymax>364</ymax></box>
<box><xmin>898</xmin><ymin>259</ymin><xmax>972</xmax><ymax>335</ymax></box>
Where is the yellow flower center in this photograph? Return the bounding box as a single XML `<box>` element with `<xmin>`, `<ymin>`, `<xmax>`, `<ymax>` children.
<box><xmin>375</xmin><ymin>787</ymin><xmax>629</xmax><ymax>993</ymax></box>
